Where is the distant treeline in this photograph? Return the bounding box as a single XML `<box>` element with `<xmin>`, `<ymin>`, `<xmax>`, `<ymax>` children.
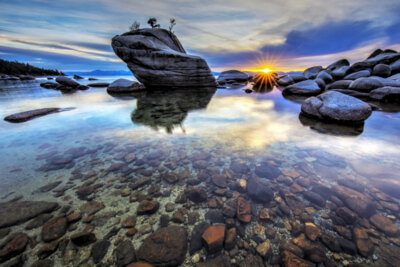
<box><xmin>0</xmin><ymin>59</ymin><xmax>63</xmax><ymax>76</ymax></box>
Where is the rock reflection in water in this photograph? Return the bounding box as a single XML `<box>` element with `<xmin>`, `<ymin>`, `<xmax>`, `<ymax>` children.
<box><xmin>131</xmin><ymin>87</ymin><xmax>216</xmax><ymax>133</ymax></box>
<box><xmin>299</xmin><ymin>114</ymin><xmax>365</xmax><ymax>136</ymax></box>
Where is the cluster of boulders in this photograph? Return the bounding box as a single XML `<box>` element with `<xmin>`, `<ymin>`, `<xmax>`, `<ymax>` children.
<box><xmin>40</xmin><ymin>76</ymin><xmax>89</xmax><ymax>91</ymax></box>
<box><xmin>277</xmin><ymin>48</ymin><xmax>400</xmax><ymax>124</ymax></box>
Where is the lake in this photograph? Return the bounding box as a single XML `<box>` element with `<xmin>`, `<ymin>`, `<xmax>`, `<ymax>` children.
<box><xmin>0</xmin><ymin>76</ymin><xmax>399</xmax><ymax>266</ymax></box>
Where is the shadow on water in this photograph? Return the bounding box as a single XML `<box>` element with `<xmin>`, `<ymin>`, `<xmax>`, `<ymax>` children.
<box><xmin>131</xmin><ymin>87</ymin><xmax>216</xmax><ymax>133</ymax></box>
<box><xmin>299</xmin><ymin>113</ymin><xmax>365</xmax><ymax>136</ymax></box>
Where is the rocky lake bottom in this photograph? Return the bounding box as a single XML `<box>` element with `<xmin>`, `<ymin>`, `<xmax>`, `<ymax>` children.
<box><xmin>0</xmin><ymin>77</ymin><xmax>400</xmax><ymax>266</ymax></box>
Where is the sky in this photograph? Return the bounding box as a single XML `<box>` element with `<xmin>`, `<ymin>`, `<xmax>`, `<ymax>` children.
<box><xmin>1</xmin><ymin>0</ymin><xmax>400</xmax><ymax>72</ymax></box>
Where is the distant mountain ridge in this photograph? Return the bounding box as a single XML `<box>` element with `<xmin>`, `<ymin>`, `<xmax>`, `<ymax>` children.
<box><xmin>65</xmin><ymin>70</ymin><xmax>132</xmax><ymax>76</ymax></box>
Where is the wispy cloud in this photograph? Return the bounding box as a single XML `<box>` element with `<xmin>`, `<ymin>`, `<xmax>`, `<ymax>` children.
<box><xmin>0</xmin><ymin>0</ymin><xmax>399</xmax><ymax>71</ymax></box>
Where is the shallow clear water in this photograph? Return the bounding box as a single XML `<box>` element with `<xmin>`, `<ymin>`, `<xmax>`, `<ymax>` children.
<box><xmin>0</xmin><ymin>76</ymin><xmax>400</xmax><ymax>266</ymax></box>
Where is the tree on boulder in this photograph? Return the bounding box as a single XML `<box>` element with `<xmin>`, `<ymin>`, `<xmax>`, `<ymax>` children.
<box><xmin>169</xmin><ymin>18</ymin><xmax>176</xmax><ymax>33</ymax></box>
<box><xmin>147</xmin><ymin>17</ymin><xmax>160</xmax><ymax>28</ymax></box>
<box><xmin>129</xmin><ymin>21</ymin><xmax>140</xmax><ymax>31</ymax></box>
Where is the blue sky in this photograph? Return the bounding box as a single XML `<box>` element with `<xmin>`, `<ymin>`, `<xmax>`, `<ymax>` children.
<box><xmin>0</xmin><ymin>0</ymin><xmax>400</xmax><ymax>72</ymax></box>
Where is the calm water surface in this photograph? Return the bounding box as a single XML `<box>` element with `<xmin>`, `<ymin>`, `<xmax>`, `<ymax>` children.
<box><xmin>0</xmin><ymin>76</ymin><xmax>399</xmax><ymax>266</ymax></box>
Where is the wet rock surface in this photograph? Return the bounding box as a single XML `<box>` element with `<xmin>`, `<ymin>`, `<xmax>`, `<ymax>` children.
<box><xmin>137</xmin><ymin>226</ymin><xmax>187</xmax><ymax>266</ymax></box>
<box><xmin>4</xmin><ymin>108</ymin><xmax>74</xmax><ymax>123</ymax></box>
<box><xmin>112</xmin><ymin>28</ymin><xmax>216</xmax><ymax>88</ymax></box>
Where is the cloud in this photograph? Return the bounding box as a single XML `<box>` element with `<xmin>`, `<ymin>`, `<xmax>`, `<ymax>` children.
<box><xmin>0</xmin><ymin>0</ymin><xmax>399</xmax><ymax>71</ymax></box>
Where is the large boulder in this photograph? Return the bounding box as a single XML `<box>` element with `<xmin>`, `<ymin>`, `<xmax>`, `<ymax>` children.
<box><xmin>107</xmin><ymin>78</ymin><xmax>145</xmax><ymax>93</ymax></box>
<box><xmin>372</xmin><ymin>64</ymin><xmax>391</xmax><ymax>77</ymax></box>
<box><xmin>370</xmin><ymin>87</ymin><xmax>400</xmax><ymax>102</ymax></box>
<box><xmin>326</xmin><ymin>59</ymin><xmax>350</xmax><ymax>72</ymax></box>
<box><xmin>301</xmin><ymin>91</ymin><xmax>372</xmax><ymax>123</ymax></box>
<box><xmin>348</xmin><ymin>77</ymin><xmax>383</xmax><ymax>92</ymax></box>
<box><xmin>112</xmin><ymin>28</ymin><xmax>216</xmax><ymax>89</ymax></box>
<box><xmin>137</xmin><ymin>226</ymin><xmax>187</xmax><ymax>266</ymax></box>
<box><xmin>344</xmin><ymin>70</ymin><xmax>371</xmax><ymax>80</ymax></box>
<box><xmin>390</xmin><ymin>59</ymin><xmax>400</xmax><ymax>74</ymax></box>
<box><xmin>331</xmin><ymin>66</ymin><xmax>350</xmax><ymax>79</ymax></box>
<box><xmin>283</xmin><ymin>80</ymin><xmax>322</xmax><ymax>95</ymax></box>
<box><xmin>217</xmin><ymin>70</ymin><xmax>248</xmax><ymax>83</ymax></box>
<box><xmin>303</xmin><ymin>66</ymin><xmax>323</xmax><ymax>79</ymax></box>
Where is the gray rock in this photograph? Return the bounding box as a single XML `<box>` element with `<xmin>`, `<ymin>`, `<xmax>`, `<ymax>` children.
<box><xmin>217</xmin><ymin>70</ymin><xmax>248</xmax><ymax>83</ymax></box>
<box><xmin>326</xmin><ymin>80</ymin><xmax>352</xmax><ymax>90</ymax></box>
<box><xmin>107</xmin><ymin>78</ymin><xmax>145</xmax><ymax>93</ymax></box>
<box><xmin>4</xmin><ymin>108</ymin><xmax>74</xmax><ymax>123</ymax></box>
<box><xmin>87</xmin><ymin>82</ymin><xmax>109</xmax><ymax>88</ymax></box>
<box><xmin>316</xmin><ymin>70</ymin><xmax>333</xmax><ymax>83</ymax></box>
<box><xmin>372</xmin><ymin>64</ymin><xmax>391</xmax><ymax>77</ymax></box>
<box><xmin>326</xmin><ymin>59</ymin><xmax>350</xmax><ymax>72</ymax></box>
<box><xmin>390</xmin><ymin>59</ymin><xmax>400</xmax><ymax>74</ymax></box>
<box><xmin>0</xmin><ymin>201</ymin><xmax>58</xmax><ymax>228</ymax></box>
<box><xmin>314</xmin><ymin>78</ymin><xmax>325</xmax><ymax>89</ymax></box>
<box><xmin>283</xmin><ymin>80</ymin><xmax>322</xmax><ymax>95</ymax></box>
<box><xmin>331</xmin><ymin>66</ymin><xmax>350</xmax><ymax>79</ymax></box>
<box><xmin>348</xmin><ymin>77</ymin><xmax>383</xmax><ymax>92</ymax></box>
<box><xmin>366</xmin><ymin>52</ymin><xmax>400</xmax><ymax>65</ymax></box>
<box><xmin>301</xmin><ymin>91</ymin><xmax>372</xmax><ymax>123</ymax></box>
<box><xmin>277</xmin><ymin>75</ymin><xmax>294</xmax><ymax>86</ymax></box>
<box><xmin>303</xmin><ymin>66</ymin><xmax>323</xmax><ymax>79</ymax></box>
<box><xmin>247</xmin><ymin>176</ymin><xmax>274</xmax><ymax>203</ymax></box>
<box><xmin>55</xmin><ymin>76</ymin><xmax>79</xmax><ymax>88</ymax></box>
<box><xmin>370</xmin><ymin>87</ymin><xmax>400</xmax><ymax>101</ymax></box>
<box><xmin>331</xmin><ymin>89</ymin><xmax>370</xmax><ymax>99</ymax></box>
<box><xmin>114</xmin><ymin>240</ymin><xmax>136</xmax><ymax>267</ymax></box>
<box><xmin>112</xmin><ymin>28</ymin><xmax>216</xmax><ymax>88</ymax></box>
<box><xmin>388</xmin><ymin>73</ymin><xmax>400</xmax><ymax>80</ymax></box>
<box><xmin>344</xmin><ymin>70</ymin><xmax>371</xmax><ymax>80</ymax></box>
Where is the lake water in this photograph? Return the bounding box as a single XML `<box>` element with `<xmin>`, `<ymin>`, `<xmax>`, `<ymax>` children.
<box><xmin>0</xmin><ymin>76</ymin><xmax>400</xmax><ymax>266</ymax></box>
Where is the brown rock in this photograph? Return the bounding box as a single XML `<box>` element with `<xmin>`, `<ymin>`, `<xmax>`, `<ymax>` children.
<box><xmin>80</xmin><ymin>201</ymin><xmax>104</xmax><ymax>215</ymax></box>
<box><xmin>290</xmin><ymin>183</ymin><xmax>304</xmax><ymax>193</ymax></box>
<box><xmin>370</xmin><ymin>214</ymin><xmax>399</xmax><ymax>237</ymax></box>
<box><xmin>202</xmin><ymin>224</ymin><xmax>226</xmax><ymax>254</ymax></box>
<box><xmin>127</xmin><ymin>263</ymin><xmax>153</xmax><ymax>267</ymax></box>
<box><xmin>70</xmin><ymin>232</ymin><xmax>96</xmax><ymax>246</ymax></box>
<box><xmin>305</xmin><ymin>222</ymin><xmax>321</xmax><ymax>241</ymax></box>
<box><xmin>281</xmin><ymin>250</ymin><xmax>314</xmax><ymax>267</ymax></box>
<box><xmin>126</xmin><ymin>228</ymin><xmax>137</xmax><ymax>236</ymax></box>
<box><xmin>0</xmin><ymin>233</ymin><xmax>28</xmax><ymax>262</ymax></box>
<box><xmin>353</xmin><ymin>228</ymin><xmax>374</xmax><ymax>257</ymax></box>
<box><xmin>137</xmin><ymin>226</ymin><xmax>187</xmax><ymax>266</ymax></box>
<box><xmin>332</xmin><ymin>185</ymin><xmax>376</xmax><ymax>217</ymax></box>
<box><xmin>41</xmin><ymin>215</ymin><xmax>67</xmax><ymax>242</ymax></box>
<box><xmin>124</xmin><ymin>153</ymin><xmax>136</xmax><ymax>163</ymax></box>
<box><xmin>163</xmin><ymin>172</ymin><xmax>179</xmax><ymax>184</ymax></box>
<box><xmin>67</xmin><ymin>212</ymin><xmax>82</xmax><ymax>223</ymax></box>
<box><xmin>256</xmin><ymin>241</ymin><xmax>271</xmax><ymax>258</ymax></box>
<box><xmin>336</xmin><ymin>207</ymin><xmax>357</xmax><ymax>224</ymax></box>
<box><xmin>237</xmin><ymin>197</ymin><xmax>251</xmax><ymax>223</ymax></box>
<box><xmin>122</xmin><ymin>216</ymin><xmax>136</xmax><ymax>228</ymax></box>
<box><xmin>211</xmin><ymin>174</ymin><xmax>227</xmax><ymax>187</ymax></box>
<box><xmin>259</xmin><ymin>208</ymin><xmax>270</xmax><ymax>221</ymax></box>
<box><xmin>137</xmin><ymin>200</ymin><xmax>159</xmax><ymax>215</ymax></box>
<box><xmin>224</xmin><ymin>227</ymin><xmax>236</xmax><ymax>250</ymax></box>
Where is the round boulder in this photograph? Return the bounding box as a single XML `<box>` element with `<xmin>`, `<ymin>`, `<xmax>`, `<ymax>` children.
<box><xmin>301</xmin><ymin>91</ymin><xmax>372</xmax><ymax>123</ymax></box>
<box><xmin>283</xmin><ymin>80</ymin><xmax>322</xmax><ymax>95</ymax></box>
<box><xmin>348</xmin><ymin>77</ymin><xmax>383</xmax><ymax>92</ymax></box>
<box><xmin>217</xmin><ymin>70</ymin><xmax>248</xmax><ymax>83</ymax></box>
<box><xmin>107</xmin><ymin>79</ymin><xmax>145</xmax><ymax>93</ymax></box>
<box><xmin>372</xmin><ymin>64</ymin><xmax>391</xmax><ymax>77</ymax></box>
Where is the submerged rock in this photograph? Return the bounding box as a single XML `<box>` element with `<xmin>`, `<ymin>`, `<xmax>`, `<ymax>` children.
<box><xmin>0</xmin><ymin>201</ymin><xmax>58</xmax><ymax>228</ymax></box>
<box><xmin>4</xmin><ymin>107</ymin><xmax>74</xmax><ymax>123</ymax></box>
<box><xmin>202</xmin><ymin>224</ymin><xmax>225</xmax><ymax>254</ymax></box>
<box><xmin>301</xmin><ymin>91</ymin><xmax>372</xmax><ymax>123</ymax></box>
<box><xmin>112</xmin><ymin>28</ymin><xmax>216</xmax><ymax>88</ymax></box>
<box><xmin>137</xmin><ymin>226</ymin><xmax>187</xmax><ymax>266</ymax></box>
<box><xmin>247</xmin><ymin>176</ymin><xmax>274</xmax><ymax>203</ymax></box>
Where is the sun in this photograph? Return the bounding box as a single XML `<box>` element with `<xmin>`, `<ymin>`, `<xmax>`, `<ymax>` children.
<box><xmin>261</xmin><ymin>68</ymin><xmax>272</xmax><ymax>73</ymax></box>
